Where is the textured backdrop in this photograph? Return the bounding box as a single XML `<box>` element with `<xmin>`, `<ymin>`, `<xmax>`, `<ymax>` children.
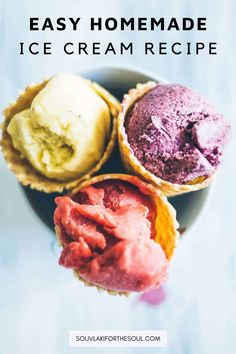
<box><xmin>0</xmin><ymin>1</ymin><xmax>235</xmax><ymax>354</ymax></box>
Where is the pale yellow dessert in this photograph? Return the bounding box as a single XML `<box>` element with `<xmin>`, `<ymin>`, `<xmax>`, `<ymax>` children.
<box><xmin>7</xmin><ymin>73</ymin><xmax>110</xmax><ymax>180</ymax></box>
<box><xmin>1</xmin><ymin>73</ymin><xmax>120</xmax><ymax>192</ymax></box>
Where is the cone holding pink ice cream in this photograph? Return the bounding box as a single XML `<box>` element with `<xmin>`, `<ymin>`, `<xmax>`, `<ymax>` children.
<box><xmin>54</xmin><ymin>174</ymin><xmax>179</xmax><ymax>295</ymax></box>
<box><xmin>118</xmin><ymin>82</ymin><xmax>230</xmax><ymax>196</ymax></box>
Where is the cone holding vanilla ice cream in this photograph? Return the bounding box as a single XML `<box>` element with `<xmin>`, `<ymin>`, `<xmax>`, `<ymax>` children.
<box><xmin>1</xmin><ymin>73</ymin><xmax>120</xmax><ymax>193</ymax></box>
<box><xmin>54</xmin><ymin>174</ymin><xmax>179</xmax><ymax>295</ymax></box>
<box><xmin>118</xmin><ymin>82</ymin><xmax>230</xmax><ymax>196</ymax></box>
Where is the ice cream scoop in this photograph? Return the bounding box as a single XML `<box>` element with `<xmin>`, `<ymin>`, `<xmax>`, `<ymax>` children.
<box><xmin>54</xmin><ymin>174</ymin><xmax>179</xmax><ymax>294</ymax></box>
<box><xmin>118</xmin><ymin>82</ymin><xmax>230</xmax><ymax>196</ymax></box>
<box><xmin>1</xmin><ymin>73</ymin><xmax>120</xmax><ymax>192</ymax></box>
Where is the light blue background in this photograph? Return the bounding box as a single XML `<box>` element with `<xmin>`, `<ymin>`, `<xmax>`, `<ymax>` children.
<box><xmin>0</xmin><ymin>1</ymin><xmax>235</xmax><ymax>354</ymax></box>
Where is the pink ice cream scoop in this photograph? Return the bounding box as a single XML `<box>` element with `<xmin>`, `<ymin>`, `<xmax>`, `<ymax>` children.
<box><xmin>125</xmin><ymin>84</ymin><xmax>230</xmax><ymax>184</ymax></box>
<box><xmin>54</xmin><ymin>177</ymin><xmax>170</xmax><ymax>292</ymax></box>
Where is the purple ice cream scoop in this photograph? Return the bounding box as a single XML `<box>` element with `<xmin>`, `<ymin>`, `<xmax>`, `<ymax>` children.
<box><xmin>125</xmin><ymin>84</ymin><xmax>230</xmax><ymax>184</ymax></box>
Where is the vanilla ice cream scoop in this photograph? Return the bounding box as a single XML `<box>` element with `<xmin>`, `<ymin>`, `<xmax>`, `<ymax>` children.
<box><xmin>7</xmin><ymin>73</ymin><xmax>111</xmax><ymax>180</ymax></box>
<box><xmin>2</xmin><ymin>73</ymin><xmax>120</xmax><ymax>192</ymax></box>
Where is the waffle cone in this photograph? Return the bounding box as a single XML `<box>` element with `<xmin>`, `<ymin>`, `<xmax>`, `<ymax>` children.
<box><xmin>55</xmin><ymin>173</ymin><xmax>179</xmax><ymax>295</ymax></box>
<box><xmin>118</xmin><ymin>82</ymin><xmax>215</xmax><ymax>196</ymax></box>
<box><xmin>1</xmin><ymin>78</ymin><xmax>120</xmax><ymax>193</ymax></box>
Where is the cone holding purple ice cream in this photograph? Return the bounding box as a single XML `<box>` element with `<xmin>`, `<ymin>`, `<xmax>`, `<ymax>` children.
<box><xmin>118</xmin><ymin>82</ymin><xmax>230</xmax><ymax>196</ymax></box>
